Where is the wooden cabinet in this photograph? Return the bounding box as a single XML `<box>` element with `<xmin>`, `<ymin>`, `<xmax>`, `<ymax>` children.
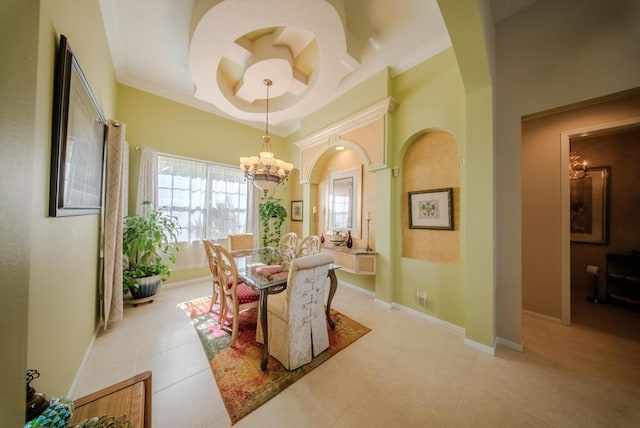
<box><xmin>606</xmin><ymin>252</ymin><xmax>640</xmax><ymax>308</ymax></box>
<box><xmin>70</xmin><ymin>372</ymin><xmax>152</xmax><ymax>428</ymax></box>
<box><xmin>321</xmin><ymin>246</ymin><xmax>377</xmax><ymax>275</ymax></box>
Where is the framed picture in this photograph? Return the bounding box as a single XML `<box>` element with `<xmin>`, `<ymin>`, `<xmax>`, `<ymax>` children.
<box><xmin>408</xmin><ymin>188</ymin><xmax>453</xmax><ymax>230</ymax></box>
<box><xmin>291</xmin><ymin>200</ymin><xmax>303</xmax><ymax>221</ymax></box>
<box><xmin>570</xmin><ymin>166</ymin><xmax>609</xmax><ymax>244</ymax></box>
<box><xmin>49</xmin><ymin>34</ymin><xmax>106</xmax><ymax>217</ymax></box>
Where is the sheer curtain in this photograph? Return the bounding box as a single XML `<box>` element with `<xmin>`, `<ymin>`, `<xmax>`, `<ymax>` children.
<box><xmin>247</xmin><ymin>185</ymin><xmax>259</xmax><ymax>247</ymax></box>
<box><xmin>136</xmin><ymin>146</ymin><xmax>157</xmax><ymax>213</ymax></box>
<box><xmin>157</xmin><ymin>155</ymin><xmax>250</xmax><ymax>270</ymax></box>
<box><xmin>102</xmin><ymin>120</ymin><xmax>127</xmax><ymax>328</ymax></box>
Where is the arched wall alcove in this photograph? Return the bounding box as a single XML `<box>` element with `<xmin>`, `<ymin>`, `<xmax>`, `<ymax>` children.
<box><xmin>401</xmin><ymin>129</ymin><xmax>461</xmax><ymax>263</ymax></box>
<box><xmin>307</xmin><ymin>142</ymin><xmax>376</xmax><ymax>248</ymax></box>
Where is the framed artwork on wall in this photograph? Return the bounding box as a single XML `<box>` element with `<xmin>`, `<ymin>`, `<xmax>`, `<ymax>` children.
<box><xmin>570</xmin><ymin>166</ymin><xmax>609</xmax><ymax>244</ymax></box>
<box><xmin>408</xmin><ymin>187</ymin><xmax>453</xmax><ymax>230</ymax></box>
<box><xmin>49</xmin><ymin>34</ymin><xmax>106</xmax><ymax>217</ymax></box>
<box><xmin>291</xmin><ymin>200</ymin><xmax>303</xmax><ymax>221</ymax></box>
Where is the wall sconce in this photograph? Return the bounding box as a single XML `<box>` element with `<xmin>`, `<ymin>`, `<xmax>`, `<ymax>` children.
<box><xmin>569</xmin><ymin>151</ymin><xmax>587</xmax><ymax>179</ymax></box>
<box><xmin>312</xmin><ymin>206</ymin><xmax>317</xmax><ymax>220</ymax></box>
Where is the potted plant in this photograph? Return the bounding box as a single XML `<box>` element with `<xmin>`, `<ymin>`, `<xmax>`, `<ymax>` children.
<box><xmin>258</xmin><ymin>198</ymin><xmax>287</xmax><ymax>247</ymax></box>
<box><xmin>122</xmin><ymin>201</ymin><xmax>179</xmax><ymax>300</ymax></box>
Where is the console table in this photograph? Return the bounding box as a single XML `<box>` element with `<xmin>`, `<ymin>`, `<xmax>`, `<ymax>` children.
<box><xmin>321</xmin><ymin>246</ymin><xmax>377</xmax><ymax>275</ymax></box>
<box><xmin>69</xmin><ymin>371</ymin><xmax>152</xmax><ymax>428</ymax></box>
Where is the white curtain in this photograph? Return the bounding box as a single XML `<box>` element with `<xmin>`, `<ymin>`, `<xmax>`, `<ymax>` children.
<box><xmin>136</xmin><ymin>146</ymin><xmax>157</xmax><ymax>214</ymax></box>
<box><xmin>103</xmin><ymin>120</ymin><xmax>127</xmax><ymax>328</ymax></box>
<box><xmin>247</xmin><ymin>185</ymin><xmax>259</xmax><ymax>247</ymax></box>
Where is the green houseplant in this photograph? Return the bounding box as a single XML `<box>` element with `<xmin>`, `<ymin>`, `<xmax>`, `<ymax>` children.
<box><xmin>258</xmin><ymin>198</ymin><xmax>287</xmax><ymax>247</ymax></box>
<box><xmin>122</xmin><ymin>202</ymin><xmax>179</xmax><ymax>299</ymax></box>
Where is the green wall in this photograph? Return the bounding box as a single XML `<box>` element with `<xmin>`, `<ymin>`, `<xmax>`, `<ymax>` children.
<box><xmin>391</xmin><ymin>49</ymin><xmax>467</xmax><ymax>327</ymax></box>
<box><xmin>25</xmin><ymin>0</ymin><xmax>117</xmax><ymax>400</ymax></box>
<box><xmin>116</xmin><ymin>84</ymin><xmax>288</xmax><ymax>216</ymax></box>
<box><xmin>1</xmin><ymin>1</ymin><xmax>39</xmax><ymax>423</ymax></box>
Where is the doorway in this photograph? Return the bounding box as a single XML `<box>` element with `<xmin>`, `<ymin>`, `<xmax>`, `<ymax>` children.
<box><xmin>564</xmin><ymin>123</ymin><xmax>640</xmax><ymax>341</ymax></box>
<box><xmin>521</xmin><ymin>92</ymin><xmax>640</xmax><ymax>334</ymax></box>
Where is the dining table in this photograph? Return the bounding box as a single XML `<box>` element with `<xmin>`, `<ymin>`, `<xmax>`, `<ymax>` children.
<box><xmin>231</xmin><ymin>247</ymin><xmax>341</xmax><ymax>371</ymax></box>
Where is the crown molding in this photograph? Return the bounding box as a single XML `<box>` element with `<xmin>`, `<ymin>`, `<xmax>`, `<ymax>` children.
<box><xmin>295</xmin><ymin>97</ymin><xmax>397</xmax><ymax>149</ymax></box>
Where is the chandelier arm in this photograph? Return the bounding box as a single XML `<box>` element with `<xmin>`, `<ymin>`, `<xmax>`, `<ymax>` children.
<box><xmin>239</xmin><ymin>78</ymin><xmax>291</xmax><ymax>194</ymax></box>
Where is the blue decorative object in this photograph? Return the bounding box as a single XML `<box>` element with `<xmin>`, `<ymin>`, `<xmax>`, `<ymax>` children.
<box><xmin>25</xmin><ymin>397</ymin><xmax>73</xmax><ymax>428</ymax></box>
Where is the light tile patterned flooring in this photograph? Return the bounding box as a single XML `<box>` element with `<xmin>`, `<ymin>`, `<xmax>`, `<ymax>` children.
<box><xmin>72</xmin><ymin>280</ymin><xmax>640</xmax><ymax>427</ymax></box>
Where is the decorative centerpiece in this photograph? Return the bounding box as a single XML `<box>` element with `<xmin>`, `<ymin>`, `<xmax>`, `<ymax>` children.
<box><xmin>329</xmin><ymin>231</ymin><xmax>347</xmax><ymax>247</ymax></box>
<box><xmin>26</xmin><ymin>369</ymin><xmax>50</xmax><ymax>421</ymax></box>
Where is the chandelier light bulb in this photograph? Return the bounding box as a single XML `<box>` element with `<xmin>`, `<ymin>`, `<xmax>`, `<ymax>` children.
<box><xmin>239</xmin><ymin>79</ymin><xmax>292</xmax><ymax>196</ymax></box>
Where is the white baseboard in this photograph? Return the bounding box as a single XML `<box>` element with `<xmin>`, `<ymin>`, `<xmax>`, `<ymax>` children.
<box><xmin>68</xmin><ymin>322</ymin><xmax>102</xmax><ymax>398</ymax></box>
<box><xmin>336</xmin><ymin>279</ymin><xmax>376</xmax><ymax>297</ymax></box>
<box><xmin>497</xmin><ymin>336</ymin><xmax>524</xmax><ymax>352</ymax></box>
<box><xmin>464</xmin><ymin>337</ymin><xmax>497</xmax><ymax>355</ymax></box>
<box><xmin>336</xmin><ymin>280</ymin><xmax>502</xmax><ymax>354</ymax></box>
<box><xmin>391</xmin><ymin>302</ymin><xmax>465</xmax><ymax>334</ymax></box>
<box><xmin>522</xmin><ymin>309</ymin><xmax>562</xmax><ymax>324</ymax></box>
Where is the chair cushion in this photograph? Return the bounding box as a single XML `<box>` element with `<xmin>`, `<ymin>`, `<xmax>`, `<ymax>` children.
<box><xmin>236</xmin><ymin>281</ymin><xmax>260</xmax><ymax>305</ymax></box>
<box><xmin>255</xmin><ymin>265</ymin><xmax>284</xmax><ymax>276</ymax></box>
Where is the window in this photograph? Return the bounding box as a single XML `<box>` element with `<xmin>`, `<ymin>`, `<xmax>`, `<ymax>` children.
<box><xmin>157</xmin><ymin>154</ymin><xmax>248</xmax><ymax>243</ymax></box>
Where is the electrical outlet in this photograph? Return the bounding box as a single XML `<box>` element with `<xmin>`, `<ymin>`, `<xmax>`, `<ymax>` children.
<box><xmin>417</xmin><ymin>291</ymin><xmax>427</xmax><ymax>307</ymax></box>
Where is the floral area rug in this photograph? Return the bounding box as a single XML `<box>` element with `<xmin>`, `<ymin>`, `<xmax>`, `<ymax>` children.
<box><xmin>179</xmin><ymin>296</ymin><xmax>371</xmax><ymax>425</ymax></box>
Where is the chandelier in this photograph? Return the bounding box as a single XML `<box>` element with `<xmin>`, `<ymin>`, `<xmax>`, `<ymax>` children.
<box><xmin>240</xmin><ymin>79</ymin><xmax>293</xmax><ymax>196</ymax></box>
<box><xmin>569</xmin><ymin>151</ymin><xmax>587</xmax><ymax>179</ymax></box>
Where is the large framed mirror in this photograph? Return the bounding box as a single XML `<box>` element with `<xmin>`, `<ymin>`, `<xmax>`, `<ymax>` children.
<box><xmin>327</xmin><ymin>167</ymin><xmax>362</xmax><ymax>237</ymax></box>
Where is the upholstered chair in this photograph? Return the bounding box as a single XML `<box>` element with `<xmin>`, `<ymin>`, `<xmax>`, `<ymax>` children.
<box><xmin>228</xmin><ymin>233</ymin><xmax>255</xmax><ymax>251</ymax></box>
<box><xmin>295</xmin><ymin>235</ymin><xmax>321</xmax><ymax>257</ymax></box>
<box><xmin>264</xmin><ymin>253</ymin><xmax>334</xmax><ymax>370</ymax></box>
<box><xmin>278</xmin><ymin>232</ymin><xmax>298</xmax><ymax>267</ymax></box>
<box><xmin>213</xmin><ymin>244</ymin><xmax>260</xmax><ymax>347</ymax></box>
<box><xmin>202</xmin><ymin>240</ymin><xmax>225</xmax><ymax>317</ymax></box>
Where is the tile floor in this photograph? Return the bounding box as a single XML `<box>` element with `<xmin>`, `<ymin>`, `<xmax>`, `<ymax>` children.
<box><xmin>72</xmin><ymin>279</ymin><xmax>640</xmax><ymax>427</ymax></box>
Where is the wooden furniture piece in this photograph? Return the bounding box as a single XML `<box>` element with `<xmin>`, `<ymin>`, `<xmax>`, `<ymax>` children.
<box><xmin>203</xmin><ymin>240</ymin><xmax>224</xmax><ymax>316</ymax></box>
<box><xmin>278</xmin><ymin>232</ymin><xmax>298</xmax><ymax>266</ymax></box>
<box><xmin>321</xmin><ymin>246</ymin><xmax>377</xmax><ymax>275</ymax></box>
<box><xmin>70</xmin><ymin>371</ymin><xmax>152</xmax><ymax>428</ymax></box>
<box><xmin>228</xmin><ymin>233</ymin><xmax>254</xmax><ymax>251</ymax></box>
<box><xmin>214</xmin><ymin>244</ymin><xmax>260</xmax><ymax>346</ymax></box>
<box><xmin>296</xmin><ymin>235</ymin><xmax>321</xmax><ymax>257</ymax></box>
<box><xmin>605</xmin><ymin>251</ymin><xmax>640</xmax><ymax>308</ymax></box>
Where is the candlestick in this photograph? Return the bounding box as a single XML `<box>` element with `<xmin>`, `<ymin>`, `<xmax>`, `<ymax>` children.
<box><xmin>365</xmin><ymin>217</ymin><xmax>373</xmax><ymax>252</ymax></box>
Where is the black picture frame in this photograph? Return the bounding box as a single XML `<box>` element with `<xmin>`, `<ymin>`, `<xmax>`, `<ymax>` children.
<box><xmin>49</xmin><ymin>34</ymin><xmax>106</xmax><ymax>217</ymax></box>
<box><xmin>408</xmin><ymin>187</ymin><xmax>454</xmax><ymax>230</ymax></box>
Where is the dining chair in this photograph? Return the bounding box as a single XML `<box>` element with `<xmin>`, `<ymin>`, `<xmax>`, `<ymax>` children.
<box><xmin>202</xmin><ymin>240</ymin><xmax>225</xmax><ymax>317</ymax></box>
<box><xmin>278</xmin><ymin>232</ymin><xmax>298</xmax><ymax>266</ymax></box>
<box><xmin>263</xmin><ymin>253</ymin><xmax>334</xmax><ymax>370</ymax></box>
<box><xmin>213</xmin><ymin>244</ymin><xmax>260</xmax><ymax>347</ymax></box>
<box><xmin>295</xmin><ymin>235</ymin><xmax>321</xmax><ymax>257</ymax></box>
<box><xmin>228</xmin><ymin>233</ymin><xmax>255</xmax><ymax>251</ymax></box>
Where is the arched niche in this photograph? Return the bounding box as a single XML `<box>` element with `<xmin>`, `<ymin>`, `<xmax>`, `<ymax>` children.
<box><xmin>402</xmin><ymin>130</ymin><xmax>461</xmax><ymax>264</ymax></box>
